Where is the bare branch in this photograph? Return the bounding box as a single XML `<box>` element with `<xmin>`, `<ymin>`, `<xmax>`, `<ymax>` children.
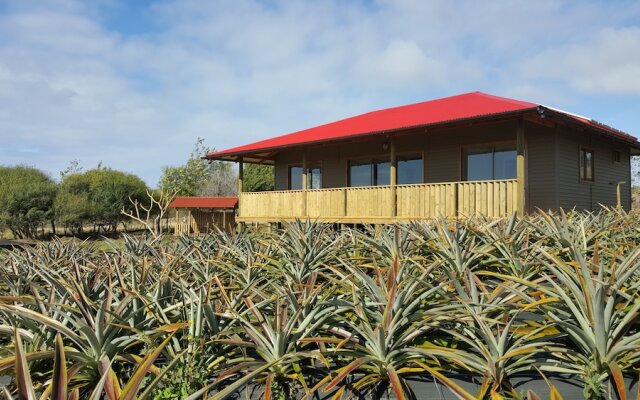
<box><xmin>121</xmin><ymin>189</ymin><xmax>178</xmax><ymax>238</ymax></box>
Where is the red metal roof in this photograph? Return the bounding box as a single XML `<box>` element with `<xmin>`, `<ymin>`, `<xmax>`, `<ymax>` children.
<box><xmin>206</xmin><ymin>91</ymin><xmax>638</xmax><ymax>160</ymax></box>
<box><xmin>168</xmin><ymin>197</ymin><xmax>238</xmax><ymax>209</ymax></box>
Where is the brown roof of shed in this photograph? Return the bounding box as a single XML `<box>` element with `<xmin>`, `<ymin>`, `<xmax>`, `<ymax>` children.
<box><xmin>168</xmin><ymin>197</ymin><xmax>238</xmax><ymax>209</ymax></box>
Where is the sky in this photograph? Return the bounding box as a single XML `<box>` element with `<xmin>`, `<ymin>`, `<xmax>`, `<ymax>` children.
<box><xmin>1</xmin><ymin>0</ymin><xmax>640</xmax><ymax>187</ymax></box>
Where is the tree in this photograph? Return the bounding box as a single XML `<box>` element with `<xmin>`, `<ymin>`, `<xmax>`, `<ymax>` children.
<box><xmin>199</xmin><ymin>165</ymin><xmax>237</xmax><ymax>196</ymax></box>
<box><xmin>59</xmin><ymin>158</ymin><xmax>83</xmax><ymax>179</ymax></box>
<box><xmin>159</xmin><ymin>138</ymin><xmax>236</xmax><ymax>197</ymax></box>
<box><xmin>243</xmin><ymin>164</ymin><xmax>274</xmax><ymax>192</ymax></box>
<box><xmin>0</xmin><ymin>165</ymin><xmax>57</xmax><ymax>239</ymax></box>
<box><xmin>121</xmin><ymin>188</ymin><xmax>176</xmax><ymax>239</ymax></box>
<box><xmin>56</xmin><ymin>168</ymin><xmax>148</xmax><ymax>234</ymax></box>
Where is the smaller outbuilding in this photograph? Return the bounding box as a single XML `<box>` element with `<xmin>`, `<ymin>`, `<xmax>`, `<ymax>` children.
<box><xmin>168</xmin><ymin>197</ymin><xmax>237</xmax><ymax>235</ymax></box>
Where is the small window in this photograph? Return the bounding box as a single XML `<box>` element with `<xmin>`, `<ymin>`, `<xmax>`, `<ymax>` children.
<box><xmin>579</xmin><ymin>148</ymin><xmax>594</xmax><ymax>181</ymax></box>
<box><xmin>613</xmin><ymin>150</ymin><xmax>621</xmax><ymax>163</ymax></box>
<box><xmin>289</xmin><ymin>166</ymin><xmax>321</xmax><ymax>189</ymax></box>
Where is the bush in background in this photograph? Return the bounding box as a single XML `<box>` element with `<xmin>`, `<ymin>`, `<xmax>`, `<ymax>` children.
<box><xmin>55</xmin><ymin>167</ymin><xmax>148</xmax><ymax>234</ymax></box>
<box><xmin>0</xmin><ymin>165</ymin><xmax>57</xmax><ymax>238</ymax></box>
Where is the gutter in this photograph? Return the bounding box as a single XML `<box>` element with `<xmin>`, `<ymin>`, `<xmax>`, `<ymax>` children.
<box><xmin>537</xmin><ymin>106</ymin><xmax>640</xmax><ymax>148</ymax></box>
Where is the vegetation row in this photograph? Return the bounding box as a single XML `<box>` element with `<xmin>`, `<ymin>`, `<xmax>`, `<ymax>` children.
<box><xmin>1</xmin><ymin>210</ymin><xmax>640</xmax><ymax>399</ymax></box>
<box><xmin>0</xmin><ymin>140</ymin><xmax>273</xmax><ymax>239</ymax></box>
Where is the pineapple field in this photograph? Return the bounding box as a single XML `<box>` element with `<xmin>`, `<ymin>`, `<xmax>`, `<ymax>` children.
<box><xmin>1</xmin><ymin>210</ymin><xmax>640</xmax><ymax>399</ymax></box>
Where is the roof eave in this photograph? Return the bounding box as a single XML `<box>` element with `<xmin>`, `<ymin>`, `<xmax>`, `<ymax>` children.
<box><xmin>538</xmin><ymin>106</ymin><xmax>639</xmax><ymax>147</ymax></box>
<box><xmin>205</xmin><ymin>108</ymin><xmax>540</xmax><ymax>162</ymax></box>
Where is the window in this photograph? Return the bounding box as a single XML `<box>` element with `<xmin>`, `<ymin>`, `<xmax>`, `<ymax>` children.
<box><xmin>289</xmin><ymin>166</ymin><xmax>321</xmax><ymax>189</ymax></box>
<box><xmin>464</xmin><ymin>146</ymin><xmax>516</xmax><ymax>181</ymax></box>
<box><xmin>397</xmin><ymin>155</ymin><xmax>423</xmax><ymax>184</ymax></box>
<box><xmin>579</xmin><ymin>148</ymin><xmax>594</xmax><ymax>181</ymax></box>
<box><xmin>613</xmin><ymin>150</ymin><xmax>621</xmax><ymax>163</ymax></box>
<box><xmin>348</xmin><ymin>155</ymin><xmax>422</xmax><ymax>186</ymax></box>
<box><xmin>348</xmin><ymin>160</ymin><xmax>388</xmax><ymax>186</ymax></box>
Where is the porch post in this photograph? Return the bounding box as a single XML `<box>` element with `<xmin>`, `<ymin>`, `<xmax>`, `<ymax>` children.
<box><xmin>302</xmin><ymin>150</ymin><xmax>308</xmax><ymax>217</ymax></box>
<box><xmin>516</xmin><ymin>120</ymin><xmax>525</xmax><ymax>218</ymax></box>
<box><xmin>238</xmin><ymin>157</ymin><xmax>243</xmax><ymax>218</ymax></box>
<box><xmin>390</xmin><ymin>138</ymin><xmax>397</xmax><ymax>218</ymax></box>
<box><xmin>222</xmin><ymin>210</ymin><xmax>227</xmax><ymax>231</ymax></box>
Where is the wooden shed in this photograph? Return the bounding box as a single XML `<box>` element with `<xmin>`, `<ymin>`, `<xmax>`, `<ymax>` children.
<box><xmin>168</xmin><ymin>197</ymin><xmax>237</xmax><ymax>235</ymax></box>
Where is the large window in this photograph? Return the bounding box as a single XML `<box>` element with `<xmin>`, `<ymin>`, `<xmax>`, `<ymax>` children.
<box><xmin>348</xmin><ymin>155</ymin><xmax>422</xmax><ymax>186</ymax></box>
<box><xmin>579</xmin><ymin>148</ymin><xmax>594</xmax><ymax>181</ymax></box>
<box><xmin>348</xmin><ymin>160</ymin><xmax>388</xmax><ymax>186</ymax></box>
<box><xmin>398</xmin><ymin>155</ymin><xmax>422</xmax><ymax>184</ymax></box>
<box><xmin>464</xmin><ymin>146</ymin><xmax>516</xmax><ymax>181</ymax></box>
<box><xmin>289</xmin><ymin>166</ymin><xmax>321</xmax><ymax>189</ymax></box>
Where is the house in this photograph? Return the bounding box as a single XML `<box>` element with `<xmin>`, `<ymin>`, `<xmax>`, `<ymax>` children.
<box><xmin>205</xmin><ymin>92</ymin><xmax>639</xmax><ymax>224</ymax></box>
<box><xmin>168</xmin><ymin>197</ymin><xmax>237</xmax><ymax>234</ymax></box>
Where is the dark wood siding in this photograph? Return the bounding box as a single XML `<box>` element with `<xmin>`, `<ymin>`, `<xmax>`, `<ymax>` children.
<box><xmin>557</xmin><ymin>128</ymin><xmax>631</xmax><ymax>211</ymax></box>
<box><xmin>276</xmin><ymin>120</ymin><xmax>521</xmax><ymax>190</ymax></box>
<box><xmin>272</xmin><ymin>119</ymin><xmax>632</xmax><ymax>212</ymax></box>
<box><xmin>526</xmin><ymin>122</ymin><xmax>557</xmax><ymax>212</ymax></box>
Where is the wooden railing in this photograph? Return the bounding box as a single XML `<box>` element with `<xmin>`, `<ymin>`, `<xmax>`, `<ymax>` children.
<box><xmin>457</xmin><ymin>179</ymin><xmax>518</xmax><ymax>218</ymax></box>
<box><xmin>239</xmin><ymin>179</ymin><xmax>518</xmax><ymax>222</ymax></box>
<box><xmin>397</xmin><ymin>182</ymin><xmax>457</xmax><ymax>218</ymax></box>
<box><xmin>241</xmin><ymin>190</ymin><xmax>304</xmax><ymax>218</ymax></box>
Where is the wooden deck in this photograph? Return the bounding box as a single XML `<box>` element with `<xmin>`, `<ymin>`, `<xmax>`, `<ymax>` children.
<box><xmin>238</xmin><ymin>179</ymin><xmax>518</xmax><ymax>223</ymax></box>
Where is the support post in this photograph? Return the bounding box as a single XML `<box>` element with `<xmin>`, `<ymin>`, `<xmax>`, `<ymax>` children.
<box><xmin>238</xmin><ymin>157</ymin><xmax>243</xmax><ymax>219</ymax></box>
<box><xmin>342</xmin><ymin>188</ymin><xmax>347</xmax><ymax>217</ymax></box>
<box><xmin>222</xmin><ymin>210</ymin><xmax>227</xmax><ymax>232</ymax></box>
<box><xmin>390</xmin><ymin>138</ymin><xmax>397</xmax><ymax>218</ymax></box>
<box><xmin>302</xmin><ymin>150</ymin><xmax>308</xmax><ymax>217</ymax></box>
<box><xmin>616</xmin><ymin>181</ymin><xmax>625</xmax><ymax>209</ymax></box>
<box><xmin>516</xmin><ymin>120</ymin><xmax>525</xmax><ymax>218</ymax></box>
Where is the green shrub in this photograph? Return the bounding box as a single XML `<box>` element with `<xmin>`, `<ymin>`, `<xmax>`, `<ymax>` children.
<box><xmin>0</xmin><ymin>165</ymin><xmax>57</xmax><ymax>238</ymax></box>
<box><xmin>56</xmin><ymin>167</ymin><xmax>148</xmax><ymax>234</ymax></box>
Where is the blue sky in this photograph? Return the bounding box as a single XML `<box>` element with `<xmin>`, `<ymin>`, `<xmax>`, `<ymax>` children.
<box><xmin>1</xmin><ymin>0</ymin><xmax>639</xmax><ymax>186</ymax></box>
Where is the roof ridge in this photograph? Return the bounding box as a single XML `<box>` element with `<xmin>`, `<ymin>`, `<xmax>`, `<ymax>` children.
<box><xmin>471</xmin><ymin>91</ymin><xmax>538</xmax><ymax>108</ymax></box>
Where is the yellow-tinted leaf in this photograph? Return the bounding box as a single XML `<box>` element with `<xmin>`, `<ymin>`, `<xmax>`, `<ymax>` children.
<box><xmin>609</xmin><ymin>363</ymin><xmax>626</xmax><ymax>400</ymax></box>
<box><xmin>51</xmin><ymin>334</ymin><xmax>67</xmax><ymax>400</ymax></box>
<box><xmin>387</xmin><ymin>367</ymin><xmax>405</xmax><ymax>400</ymax></box>
<box><xmin>550</xmin><ymin>384</ymin><xmax>563</xmax><ymax>400</ymax></box>
<box><xmin>14</xmin><ymin>328</ymin><xmax>36</xmax><ymax>400</ymax></box>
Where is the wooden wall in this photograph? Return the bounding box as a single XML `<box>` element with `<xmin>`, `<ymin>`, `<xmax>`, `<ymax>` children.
<box><xmin>272</xmin><ymin>119</ymin><xmax>633</xmax><ymax>213</ymax></box>
<box><xmin>557</xmin><ymin>128</ymin><xmax>631</xmax><ymax>211</ymax></box>
<box><xmin>174</xmin><ymin>209</ymin><xmax>236</xmax><ymax>235</ymax></box>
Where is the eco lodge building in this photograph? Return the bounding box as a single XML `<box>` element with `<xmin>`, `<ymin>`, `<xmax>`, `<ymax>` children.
<box><xmin>206</xmin><ymin>92</ymin><xmax>639</xmax><ymax>224</ymax></box>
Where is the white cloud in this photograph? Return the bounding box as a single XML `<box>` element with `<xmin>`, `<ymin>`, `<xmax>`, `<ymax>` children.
<box><xmin>519</xmin><ymin>27</ymin><xmax>640</xmax><ymax>95</ymax></box>
<box><xmin>354</xmin><ymin>40</ymin><xmax>446</xmax><ymax>86</ymax></box>
<box><xmin>0</xmin><ymin>0</ymin><xmax>639</xmax><ymax>185</ymax></box>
